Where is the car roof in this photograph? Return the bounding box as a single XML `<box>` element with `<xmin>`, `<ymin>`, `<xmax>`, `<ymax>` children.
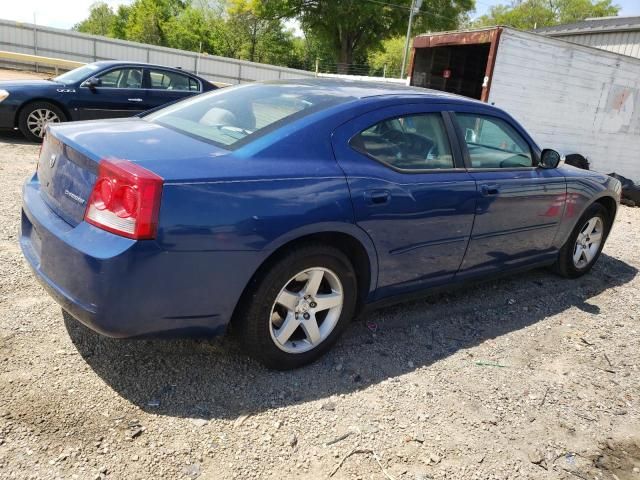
<box><xmin>92</xmin><ymin>60</ymin><xmax>201</xmax><ymax>76</ymax></box>
<box><xmin>262</xmin><ymin>78</ymin><xmax>483</xmax><ymax>104</ymax></box>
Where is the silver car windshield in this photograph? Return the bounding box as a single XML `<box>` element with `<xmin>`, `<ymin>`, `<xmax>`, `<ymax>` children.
<box><xmin>144</xmin><ymin>83</ymin><xmax>352</xmax><ymax>148</ymax></box>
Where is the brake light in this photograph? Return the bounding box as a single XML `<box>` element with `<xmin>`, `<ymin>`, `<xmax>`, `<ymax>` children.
<box><xmin>84</xmin><ymin>159</ymin><xmax>163</xmax><ymax>240</ymax></box>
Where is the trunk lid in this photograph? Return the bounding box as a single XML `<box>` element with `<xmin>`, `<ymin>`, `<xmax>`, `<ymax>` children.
<box><xmin>38</xmin><ymin>118</ymin><xmax>231</xmax><ymax>226</ymax></box>
<box><xmin>37</xmin><ymin>134</ymin><xmax>98</xmax><ymax>226</ymax></box>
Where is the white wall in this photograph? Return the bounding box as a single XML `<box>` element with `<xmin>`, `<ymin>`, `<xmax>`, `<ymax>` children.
<box><xmin>489</xmin><ymin>28</ymin><xmax>640</xmax><ymax>181</ymax></box>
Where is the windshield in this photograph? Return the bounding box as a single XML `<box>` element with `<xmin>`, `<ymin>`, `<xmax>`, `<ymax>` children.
<box><xmin>145</xmin><ymin>83</ymin><xmax>352</xmax><ymax>149</ymax></box>
<box><xmin>53</xmin><ymin>64</ymin><xmax>101</xmax><ymax>84</ymax></box>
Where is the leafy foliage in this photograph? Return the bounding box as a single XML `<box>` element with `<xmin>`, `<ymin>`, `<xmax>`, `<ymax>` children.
<box><xmin>75</xmin><ymin>2</ymin><xmax>118</xmax><ymax>36</ymax></box>
<box><xmin>255</xmin><ymin>0</ymin><xmax>473</xmax><ymax>73</ymax></box>
<box><xmin>474</xmin><ymin>0</ymin><xmax>620</xmax><ymax>30</ymax></box>
<box><xmin>74</xmin><ymin>0</ymin><xmax>619</xmax><ymax>75</ymax></box>
<box><xmin>368</xmin><ymin>36</ymin><xmax>406</xmax><ymax>77</ymax></box>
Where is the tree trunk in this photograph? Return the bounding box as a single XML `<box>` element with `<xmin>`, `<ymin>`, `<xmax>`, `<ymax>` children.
<box><xmin>249</xmin><ymin>21</ymin><xmax>258</xmax><ymax>63</ymax></box>
<box><xmin>336</xmin><ymin>35</ymin><xmax>353</xmax><ymax>74</ymax></box>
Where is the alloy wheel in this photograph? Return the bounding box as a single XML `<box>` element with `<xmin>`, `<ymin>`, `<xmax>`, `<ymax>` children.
<box><xmin>573</xmin><ymin>216</ymin><xmax>603</xmax><ymax>269</ymax></box>
<box><xmin>269</xmin><ymin>267</ymin><xmax>344</xmax><ymax>354</ymax></box>
<box><xmin>27</xmin><ymin>109</ymin><xmax>60</xmax><ymax>138</ymax></box>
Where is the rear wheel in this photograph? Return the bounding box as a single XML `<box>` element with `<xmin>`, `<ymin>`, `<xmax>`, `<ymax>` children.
<box><xmin>18</xmin><ymin>101</ymin><xmax>66</xmax><ymax>142</ymax></box>
<box><xmin>554</xmin><ymin>203</ymin><xmax>610</xmax><ymax>278</ymax></box>
<box><xmin>237</xmin><ymin>245</ymin><xmax>357</xmax><ymax>370</ymax></box>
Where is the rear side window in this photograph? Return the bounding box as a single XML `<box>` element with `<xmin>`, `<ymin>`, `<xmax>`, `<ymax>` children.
<box><xmin>456</xmin><ymin>113</ymin><xmax>533</xmax><ymax>168</ymax></box>
<box><xmin>148</xmin><ymin>69</ymin><xmax>198</xmax><ymax>92</ymax></box>
<box><xmin>350</xmin><ymin>113</ymin><xmax>455</xmax><ymax>171</ymax></box>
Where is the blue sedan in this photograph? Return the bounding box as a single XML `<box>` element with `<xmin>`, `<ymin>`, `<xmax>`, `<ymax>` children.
<box><xmin>20</xmin><ymin>80</ymin><xmax>621</xmax><ymax>369</ymax></box>
<box><xmin>0</xmin><ymin>61</ymin><xmax>216</xmax><ymax>142</ymax></box>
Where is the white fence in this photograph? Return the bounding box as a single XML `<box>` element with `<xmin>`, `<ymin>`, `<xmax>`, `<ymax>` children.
<box><xmin>0</xmin><ymin>18</ymin><xmax>315</xmax><ymax>85</ymax></box>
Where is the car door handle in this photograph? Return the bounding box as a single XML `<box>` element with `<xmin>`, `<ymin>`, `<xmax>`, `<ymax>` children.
<box><xmin>481</xmin><ymin>184</ymin><xmax>500</xmax><ymax>196</ymax></box>
<box><xmin>128</xmin><ymin>98</ymin><xmax>143</xmax><ymax>102</ymax></box>
<box><xmin>365</xmin><ymin>190</ymin><xmax>391</xmax><ymax>205</ymax></box>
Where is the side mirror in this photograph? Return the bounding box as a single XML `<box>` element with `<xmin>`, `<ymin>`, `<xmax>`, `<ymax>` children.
<box><xmin>539</xmin><ymin>149</ymin><xmax>562</xmax><ymax>169</ymax></box>
<box><xmin>85</xmin><ymin>77</ymin><xmax>102</xmax><ymax>89</ymax></box>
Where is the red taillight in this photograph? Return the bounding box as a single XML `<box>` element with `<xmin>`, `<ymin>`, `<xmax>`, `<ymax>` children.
<box><xmin>84</xmin><ymin>159</ymin><xmax>163</xmax><ymax>240</ymax></box>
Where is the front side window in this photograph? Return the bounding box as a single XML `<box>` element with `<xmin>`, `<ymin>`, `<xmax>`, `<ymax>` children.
<box><xmin>145</xmin><ymin>83</ymin><xmax>351</xmax><ymax>148</ymax></box>
<box><xmin>149</xmin><ymin>69</ymin><xmax>198</xmax><ymax>92</ymax></box>
<box><xmin>97</xmin><ymin>68</ymin><xmax>143</xmax><ymax>89</ymax></box>
<box><xmin>350</xmin><ymin>113</ymin><xmax>455</xmax><ymax>171</ymax></box>
<box><xmin>456</xmin><ymin>113</ymin><xmax>533</xmax><ymax>168</ymax></box>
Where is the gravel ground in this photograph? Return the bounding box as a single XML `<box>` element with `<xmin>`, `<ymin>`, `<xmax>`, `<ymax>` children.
<box><xmin>0</xmin><ymin>68</ymin><xmax>50</xmax><ymax>81</ymax></box>
<box><xmin>0</xmin><ymin>130</ymin><xmax>639</xmax><ymax>480</ymax></box>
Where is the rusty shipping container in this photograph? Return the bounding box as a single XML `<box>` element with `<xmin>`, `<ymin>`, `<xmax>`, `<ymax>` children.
<box><xmin>409</xmin><ymin>27</ymin><xmax>640</xmax><ymax>181</ymax></box>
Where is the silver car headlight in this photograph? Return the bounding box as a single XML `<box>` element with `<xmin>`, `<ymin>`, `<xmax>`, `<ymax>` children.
<box><xmin>0</xmin><ymin>89</ymin><xmax>9</xmax><ymax>102</ymax></box>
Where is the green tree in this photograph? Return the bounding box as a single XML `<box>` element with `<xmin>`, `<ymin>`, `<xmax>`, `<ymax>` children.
<box><xmin>368</xmin><ymin>36</ymin><xmax>405</xmax><ymax>77</ymax></box>
<box><xmin>125</xmin><ymin>0</ymin><xmax>187</xmax><ymax>46</ymax></box>
<box><xmin>111</xmin><ymin>5</ymin><xmax>132</xmax><ymax>39</ymax></box>
<box><xmin>206</xmin><ymin>0</ymin><xmax>296</xmax><ymax>65</ymax></box>
<box><xmin>164</xmin><ymin>6</ymin><xmax>212</xmax><ymax>51</ymax></box>
<box><xmin>74</xmin><ymin>2</ymin><xmax>117</xmax><ymax>36</ymax></box>
<box><xmin>255</xmin><ymin>0</ymin><xmax>474</xmax><ymax>74</ymax></box>
<box><xmin>475</xmin><ymin>0</ymin><xmax>619</xmax><ymax>30</ymax></box>
<box><xmin>72</xmin><ymin>0</ymin><xmax>323</xmax><ymax>70</ymax></box>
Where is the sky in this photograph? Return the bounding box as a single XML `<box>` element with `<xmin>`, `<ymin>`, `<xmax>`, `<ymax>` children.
<box><xmin>2</xmin><ymin>0</ymin><xmax>640</xmax><ymax>30</ymax></box>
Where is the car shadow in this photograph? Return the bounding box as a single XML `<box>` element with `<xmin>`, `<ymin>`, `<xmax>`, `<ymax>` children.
<box><xmin>64</xmin><ymin>253</ymin><xmax>636</xmax><ymax>420</ymax></box>
<box><xmin>0</xmin><ymin>130</ymin><xmax>34</xmax><ymax>145</ymax></box>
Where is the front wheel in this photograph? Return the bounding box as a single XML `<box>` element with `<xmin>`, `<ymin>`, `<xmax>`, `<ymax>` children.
<box><xmin>554</xmin><ymin>203</ymin><xmax>610</xmax><ymax>278</ymax></box>
<box><xmin>236</xmin><ymin>245</ymin><xmax>357</xmax><ymax>370</ymax></box>
<box><xmin>18</xmin><ymin>101</ymin><xmax>66</xmax><ymax>142</ymax></box>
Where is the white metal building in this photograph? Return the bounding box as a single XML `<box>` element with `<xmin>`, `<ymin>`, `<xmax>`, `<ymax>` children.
<box><xmin>534</xmin><ymin>15</ymin><xmax>640</xmax><ymax>59</ymax></box>
<box><xmin>409</xmin><ymin>27</ymin><xmax>640</xmax><ymax>180</ymax></box>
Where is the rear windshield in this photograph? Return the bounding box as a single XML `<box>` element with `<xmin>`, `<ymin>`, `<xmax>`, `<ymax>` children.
<box><xmin>144</xmin><ymin>83</ymin><xmax>351</xmax><ymax>149</ymax></box>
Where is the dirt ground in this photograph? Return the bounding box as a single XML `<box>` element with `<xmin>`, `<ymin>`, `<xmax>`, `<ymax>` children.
<box><xmin>0</xmin><ymin>68</ymin><xmax>50</xmax><ymax>81</ymax></box>
<box><xmin>0</xmin><ymin>129</ymin><xmax>639</xmax><ymax>480</ymax></box>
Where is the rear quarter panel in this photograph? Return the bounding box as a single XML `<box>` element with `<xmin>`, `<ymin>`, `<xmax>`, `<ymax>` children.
<box><xmin>154</xmin><ymin>110</ymin><xmax>382</xmax><ymax>309</ymax></box>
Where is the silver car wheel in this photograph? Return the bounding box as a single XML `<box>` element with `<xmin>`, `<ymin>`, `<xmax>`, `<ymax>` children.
<box><xmin>26</xmin><ymin>108</ymin><xmax>60</xmax><ymax>138</ymax></box>
<box><xmin>269</xmin><ymin>267</ymin><xmax>343</xmax><ymax>354</ymax></box>
<box><xmin>573</xmin><ymin>216</ymin><xmax>603</xmax><ymax>269</ymax></box>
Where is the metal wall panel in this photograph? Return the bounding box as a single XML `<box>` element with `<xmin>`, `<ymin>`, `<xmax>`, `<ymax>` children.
<box><xmin>0</xmin><ymin>23</ymin><xmax>35</xmax><ymax>49</ymax></box>
<box><xmin>148</xmin><ymin>50</ymin><xmax>196</xmax><ymax>71</ymax></box>
<box><xmin>552</xmin><ymin>31</ymin><xmax>640</xmax><ymax>59</ymax></box>
<box><xmin>95</xmin><ymin>42</ymin><xmax>147</xmax><ymax>62</ymax></box>
<box><xmin>37</xmin><ymin>31</ymin><xmax>93</xmax><ymax>56</ymax></box>
<box><xmin>0</xmin><ymin>18</ymin><xmax>314</xmax><ymax>84</ymax></box>
<box><xmin>489</xmin><ymin>28</ymin><xmax>640</xmax><ymax>181</ymax></box>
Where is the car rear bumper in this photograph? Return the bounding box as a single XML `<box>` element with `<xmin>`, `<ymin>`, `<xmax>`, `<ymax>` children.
<box><xmin>20</xmin><ymin>176</ymin><xmax>255</xmax><ymax>338</ymax></box>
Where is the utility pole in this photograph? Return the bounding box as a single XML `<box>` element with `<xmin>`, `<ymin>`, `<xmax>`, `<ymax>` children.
<box><xmin>401</xmin><ymin>0</ymin><xmax>422</xmax><ymax>79</ymax></box>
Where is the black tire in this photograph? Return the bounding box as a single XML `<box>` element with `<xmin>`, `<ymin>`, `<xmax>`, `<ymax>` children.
<box><xmin>236</xmin><ymin>244</ymin><xmax>357</xmax><ymax>370</ymax></box>
<box><xmin>553</xmin><ymin>202</ymin><xmax>610</xmax><ymax>278</ymax></box>
<box><xmin>18</xmin><ymin>101</ymin><xmax>67</xmax><ymax>142</ymax></box>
